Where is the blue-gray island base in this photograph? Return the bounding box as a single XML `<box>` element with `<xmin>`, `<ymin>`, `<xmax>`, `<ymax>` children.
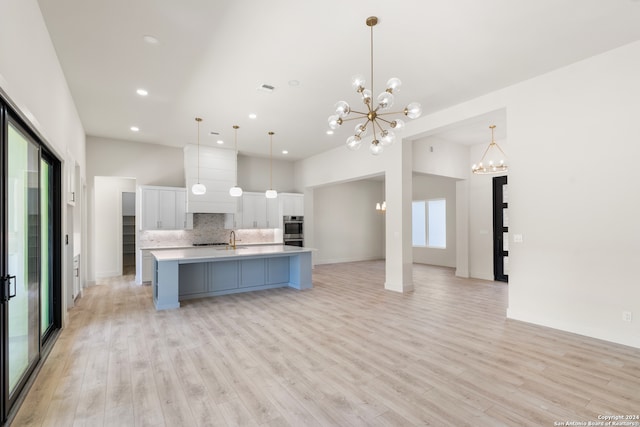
<box><xmin>151</xmin><ymin>245</ymin><xmax>313</xmax><ymax>310</ymax></box>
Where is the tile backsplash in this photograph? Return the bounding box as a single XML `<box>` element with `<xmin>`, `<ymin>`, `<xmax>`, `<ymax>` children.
<box><xmin>139</xmin><ymin>213</ymin><xmax>277</xmax><ymax>248</ymax></box>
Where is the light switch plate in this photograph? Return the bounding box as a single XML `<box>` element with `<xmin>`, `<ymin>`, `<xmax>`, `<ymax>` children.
<box><xmin>513</xmin><ymin>234</ymin><xmax>523</xmax><ymax>243</ymax></box>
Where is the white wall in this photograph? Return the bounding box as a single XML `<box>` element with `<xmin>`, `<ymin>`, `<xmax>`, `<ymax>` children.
<box><xmin>412</xmin><ymin>174</ymin><xmax>458</xmax><ymax>268</ymax></box>
<box><xmin>313</xmin><ymin>180</ymin><xmax>385</xmax><ymax>264</ymax></box>
<box><xmin>87</xmin><ymin>136</ymin><xmax>185</xmax><ymax>187</ymax></box>
<box><xmin>505</xmin><ymin>41</ymin><xmax>640</xmax><ymax>348</ymax></box>
<box><xmin>237</xmin><ymin>155</ymin><xmax>297</xmax><ymax>193</ymax></box>
<box><xmin>0</xmin><ymin>0</ymin><xmax>86</xmax><ymax>323</ymax></box>
<box><xmin>93</xmin><ymin>177</ymin><xmax>136</xmax><ymax>278</ymax></box>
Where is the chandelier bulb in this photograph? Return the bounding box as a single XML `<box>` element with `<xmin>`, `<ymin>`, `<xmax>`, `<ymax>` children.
<box><xmin>380</xmin><ymin>129</ymin><xmax>395</xmax><ymax>146</ymax></box>
<box><xmin>386</xmin><ymin>77</ymin><xmax>402</xmax><ymax>93</ymax></box>
<box><xmin>346</xmin><ymin>135</ymin><xmax>362</xmax><ymax>151</ymax></box>
<box><xmin>391</xmin><ymin>119</ymin><xmax>405</xmax><ymax>129</ymax></box>
<box><xmin>328</xmin><ymin>114</ymin><xmax>342</xmax><ymax>130</ymax></box>
<box><xmin>335</xmin><ymin>101</ymin><xmax>351</xmax><ymax>118</ymax></box>
<box><xmin>377</xmin><ymin>92</ymin><xmax>394</xmax><ymax>110</ymax></box>
<box><xmin>352</xmin><ymin>74</ymin><xmax>366</xmax><ymax>91</ymax></box>
<box><xmin>370</xmin><ymin>141</ymin><xmax>383</xmax><ymax>155</ymax></box>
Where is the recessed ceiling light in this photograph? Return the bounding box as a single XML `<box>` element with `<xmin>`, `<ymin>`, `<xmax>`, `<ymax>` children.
<box><xmin>326</xmin><ymin>130</ymin><xmax>334</xmax><ymax>135</ymax></box>
<box><xmin>130</xmin><ymin>126</ymin><xmax>139</xmax><ymax>132</ymax></box>
<box><xmin>248</xmin><ymin>113</ymin><xmax>257</xmax><ymax>119</ymax></box>
<box><xmin>143</xmin><ymin>35</ymin><xmax>159</xmax><ymax>44</ymax></box>
<box><xmin>288</xmin><ymin>80</ymin><xmax>300</xmax><ymax>87</ymax></box>
<box><xmin>136</xmin><ymin>88</ymin><xmax>148</xmax><ymax>96</ymax></box>
<box><xmin>217</xmin><ymin>140</ymin><xmax>224</xmax><ymax>145</ymax></box>
<box><xmin>282</xmin><ymin>150</ymin><xmax>289</xmax><ymax>155</ymax></box>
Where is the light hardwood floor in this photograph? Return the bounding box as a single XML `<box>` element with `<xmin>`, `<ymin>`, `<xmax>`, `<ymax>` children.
<box><xmin>11</xmin><ymin>261</ymin><xmax>640</xmax><ymax>426</ymax></box>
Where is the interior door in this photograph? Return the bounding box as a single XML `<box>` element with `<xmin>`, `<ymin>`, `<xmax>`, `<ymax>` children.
<box><xmin>493</xmin><ymin>175</ymin><xmax>508</xmax><ymax>282</ymax></box>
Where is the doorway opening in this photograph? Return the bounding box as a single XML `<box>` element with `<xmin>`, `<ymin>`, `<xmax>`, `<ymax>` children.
<box><xmin>122</xmin><ymin>192</ymin><xmax>136</xmax><ymax>276</ymax></box>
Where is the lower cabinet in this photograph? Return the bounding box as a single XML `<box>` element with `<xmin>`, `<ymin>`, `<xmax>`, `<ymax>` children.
<box><xmin>177</xmin><ymin>257</ymin><xmax>290</xmax><ymax>298</ymax></box>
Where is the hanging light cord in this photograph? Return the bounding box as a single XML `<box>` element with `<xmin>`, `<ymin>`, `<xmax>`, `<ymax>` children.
<box><xmin>196</xmin><ymin>117</ymin><xmax>202</xmax><ymax>184</ymax></box>
<box><xmin>269</xmin><ymin>132</ymin><xmax>274</xmax><ymax>190</ymax></box>
<box><xmin>233</xmin><ymin>125</ymin><xmax>239</xmax><ymax>186</ymax></box>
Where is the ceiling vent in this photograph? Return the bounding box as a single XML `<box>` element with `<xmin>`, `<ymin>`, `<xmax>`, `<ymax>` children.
<box><xmin>258</xmin><ymin>84</ymin><xmax>275</xmax><ymax>92</ymax></box>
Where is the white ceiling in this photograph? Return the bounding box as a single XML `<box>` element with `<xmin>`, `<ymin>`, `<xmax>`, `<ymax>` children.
<box><xmin>37</xmin><ymin>0</ymin><xmax>640</xmax><ymax>160</ymax></box>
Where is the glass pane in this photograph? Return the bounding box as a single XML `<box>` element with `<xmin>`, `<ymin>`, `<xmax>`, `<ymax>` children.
<box><xmin>503</xmin><ymin>208</ymin><xmax>509</xmax><ymax>227</ymax></box>
<box><xmin>427</xmin><ymin>199</ymin><xmax>446</xmax><ymax>248</ymax></box>
<box><xmin>502</xmin><ymin>184</ymin><xmax>508</xmax><ymax>203</ymax></box>
<box><xmin>503</xmin><ymin>232</ymin><xmax>509</xmax><ymax>252</ymax></box>
<box><xmin>8</xmin><ymin>123</ymin><xmax>40</xmax><ymax>396</ymax></box>
<box><xmin>41</xmin><ymin>159</ymin><xmax>53</xmax><ymax>336</ymax></box>
<box><xmin>503</xmin><ymin>256</ymin><xmax>509</xmax><ymax>275</ymax></box>
<box><xmin>412</xmin><ymin>201</ymin><xmax>426</xmax><ymax>246</ymax></box>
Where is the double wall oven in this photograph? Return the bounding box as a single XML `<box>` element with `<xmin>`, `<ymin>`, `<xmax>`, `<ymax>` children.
<box><xmin>283</xmin><ymin>216</ymin><xmax>303</xmax><ymax>247</ymax></box>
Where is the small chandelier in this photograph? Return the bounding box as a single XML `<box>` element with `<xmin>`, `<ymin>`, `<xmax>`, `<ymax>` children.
<box><xmin>472</xmin><ymin>125</ymin><xmax>508</xmax><ymax>174</ymax></box>
<box><xmin>265</xmin><ymin>131</ymin><xmax>277</xmax><ymax>199</ymax></box>
<box><xmin>376</xmin><ymin>201</ymin><xmax>386</xmax><ymax>213</ymax></box>
<box><xmin>328</xmin><ymin>16</ymin><xmax>423</xmax><ymax>155</ymax></box>
<box><xmin>229</xmin><ymin>125</ymin><xmax>243</xmax><ymax>197</ymax></box>
<box><xmin>191</xmin><ymin>117</ymin><xmax>206</xmax><ymax>195</ymax></box>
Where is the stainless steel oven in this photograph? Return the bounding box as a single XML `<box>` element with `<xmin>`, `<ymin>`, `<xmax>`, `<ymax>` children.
<box><xmin>283</xmin><ymin>216</ymin><xmax>303</xmax><ymax>246</ymax></box>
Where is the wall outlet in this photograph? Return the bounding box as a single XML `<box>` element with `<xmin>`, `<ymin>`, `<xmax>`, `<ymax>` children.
<box><xmin>622</xmin><ymin>311</ymin><xmax>633</xmax><ymax>322</ymax></box>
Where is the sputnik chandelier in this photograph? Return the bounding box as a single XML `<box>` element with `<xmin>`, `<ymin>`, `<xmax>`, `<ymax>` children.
<box><xmin>471</xmin><ymin>125</ymin><xmax>508</xmax><ymax>174</ymax></box>
<box><xmin>328</xmin><ymin>16</ymin><xmax>423</xmax><ymax>155</ymax></box>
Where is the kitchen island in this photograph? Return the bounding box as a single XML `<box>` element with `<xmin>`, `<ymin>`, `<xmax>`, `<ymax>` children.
<box><xmin>151</xmin><ymin>245</ymin><xmax>313</xmax><ymax>310</ymax></box>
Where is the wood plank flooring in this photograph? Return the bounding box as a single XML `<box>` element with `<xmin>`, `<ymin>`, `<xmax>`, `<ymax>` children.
<box><xmin>11</xmin><ymin>261</ymin><xmax>640</xmax><ymax>426</ymax></box>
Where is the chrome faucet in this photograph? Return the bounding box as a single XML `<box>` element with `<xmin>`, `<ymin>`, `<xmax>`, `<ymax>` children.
<box><xmin>229</xmin><ymin>230</ymin><xmax>236</xmax><ymax>250</ymax></box>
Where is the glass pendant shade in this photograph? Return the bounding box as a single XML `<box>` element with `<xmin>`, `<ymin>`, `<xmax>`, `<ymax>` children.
<box><xmin>229</xmin><ymin>186</ymin><xmax>243</xmax><ymax>197</ymax></box>
<box><xmin>192</xmin><ymin>183</ymin><xmax>206</xmax><ymax>195</ymax></box>
<box><xmin>327</xmin><ymin>16</ymin><xmax>423</xmax><ymax>156</ymax></box>
<box><xmin>229</xmin><ymin>125</ymin><xmax>243</xmax><ymax>197</ymax></box>
<box><xmin>192</xmin><ymin>117</ymin><xmax>206</xmax><ymax>195</ymax></box>
<box><xmin>265</xmin><ymin>189</ymin><xmax>278</xmax><ymax>199</ymax></box>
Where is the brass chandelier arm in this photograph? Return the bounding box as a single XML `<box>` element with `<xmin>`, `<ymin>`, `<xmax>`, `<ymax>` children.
<box><xmin>376</xmin><ymin>110</ymin><xmax>408</xmax><ymax>117</ymax></box>
<box><xmin>374</xmin><ymin>116</ymin><xmax>395</xmax><ymax>126</ymax></box>
<box><xmin>339</xmin><ymin>114</ymin><xmax>368</xmax><ymax>123</ymax></box>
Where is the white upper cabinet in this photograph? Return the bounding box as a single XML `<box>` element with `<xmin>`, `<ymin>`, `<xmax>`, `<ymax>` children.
<box><xmin>281</xmin><ymin>193</ymin><xmax>304</xmax><ymax>216</ymax></box>
<box><xmin>139</xmin><ymin>186</ymin><xmax>192</xmax><ymax>230</ymax></box>
<box><xmin>184</xmin><ymin>145</ymin><xmax>236</xmax><ymax>213</ymax></box>
<box><xmin>236</xmin><ymin>192</ymin><xmax>281</xmax><ymax>229</ymax></box>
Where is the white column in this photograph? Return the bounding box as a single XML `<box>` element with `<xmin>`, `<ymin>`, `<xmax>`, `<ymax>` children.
<box><xmin>384</xmin><ymin>139</ymin><xmax>413</xmax><ymax>292</ymax></box>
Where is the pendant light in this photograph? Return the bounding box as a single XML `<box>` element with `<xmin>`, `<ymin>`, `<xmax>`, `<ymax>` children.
<box><xmin>328</xmin><ymin>16</ymin><xmax>422</xmax><ymax>155</ymax></box>
<box><xmin>265</xmin><ymin>131</ymin><xmax>277</xmax><ymax>199</ymax></box>
<box><xmin>191</xmin><ymin>117</ymin><xmax>206</xmax><ymax>195</ymax></box>
<box><xmin>472</xmin><ymin>125</ymin><xmax>508</xmax><ymax>174</ymax></box>
<box><xmin>229</xmin><ymin>125</ymin><xmax>243</xmax><ymax>197</ymax></box>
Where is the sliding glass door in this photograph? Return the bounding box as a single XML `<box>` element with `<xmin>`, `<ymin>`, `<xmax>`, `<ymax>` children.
<box><xmin>1</xmin><ymin>101</ymin><xmax>61</xmax><ymax>423</ymax></box>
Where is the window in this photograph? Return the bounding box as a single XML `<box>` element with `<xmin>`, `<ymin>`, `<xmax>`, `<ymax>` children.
<box><xmin>412</xmin><ymin>201</ymin><xmax>426</xmax><ymax>246</ymax></box>
<box><xmin>412</xmin><ymin>199</ymin><xmax>446</xmax><ymax>248</ymax></box>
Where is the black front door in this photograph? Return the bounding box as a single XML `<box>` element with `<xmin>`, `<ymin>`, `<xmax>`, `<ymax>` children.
<box><xmin>492</xmin><ymin>175</ymin><xmax>508</xmax><ymax>282</ymax></box>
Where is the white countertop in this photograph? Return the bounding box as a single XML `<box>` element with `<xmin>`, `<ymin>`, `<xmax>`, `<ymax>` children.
<box><xmin>151</xmin><ymin>245</ymin><xmax>313</xmax><ymax>262</ymax></box>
